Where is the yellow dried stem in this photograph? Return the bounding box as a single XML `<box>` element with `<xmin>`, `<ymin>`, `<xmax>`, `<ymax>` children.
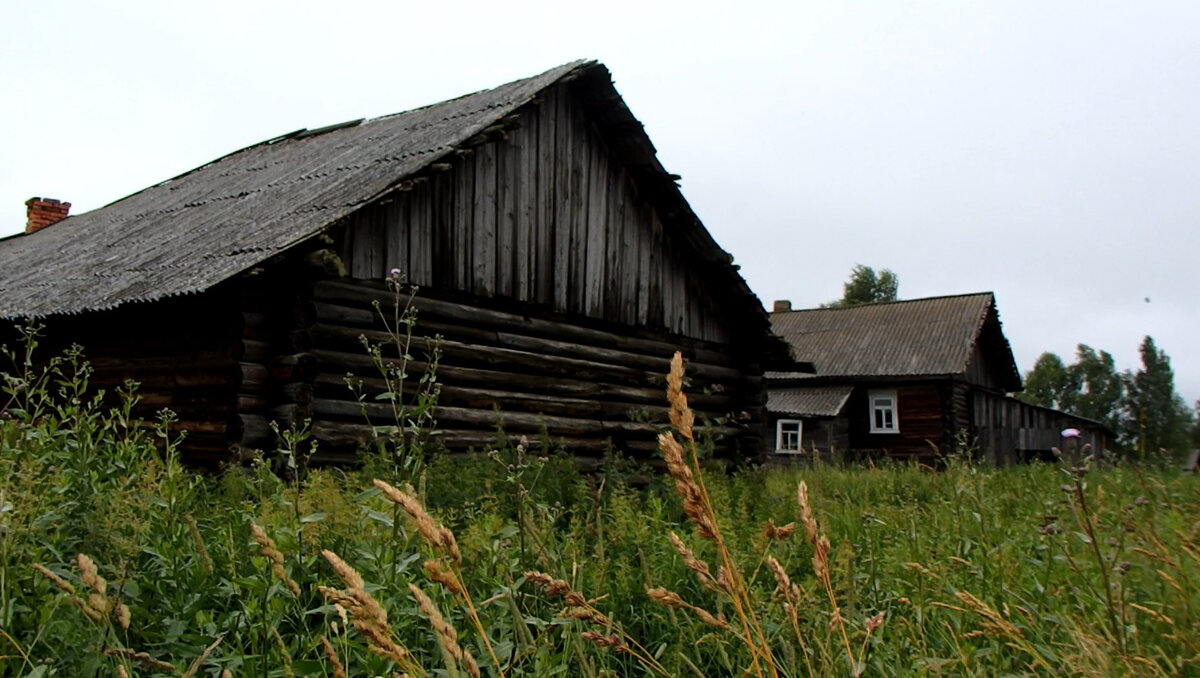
<box><xmin>581</xmin><ymin>631</ymin><xmax>628</xmax><ymax>651</ymax></box>
<box><xmin>766</xmin><ymin>557</ymin><xmax>799</xmax><ymax>605</ymax></box>
<box><xmin>658</xmin><ymin>432</ymin><xmax>717</xmax><ymax>540</ymax></box>
<box><xmin>763</xmin><ymin>518</ymin><xmax>797</xmax><ymax>541</ymax></box>
<box><xmin>181</xmin><ymin>636</ymin><xmax>224</xmax><ymax>678</ymax></box>
<box><xmin>251</xmin><ymin>524</ymin><xmax>300</xmax><ymax>596</ymax></box>
<box><xmin>408</xmin><ymin>583</ymin><xmax>479</xmax><ymax>678</ymax></box>
<box><xmin>667</xmin><ymin>532</ymin><xmax>717</xmax><ymax>591</ymax></box>
<box><xmin>646</xmin><ymin>586</ymin><xmax>686</xmax><ymax>609</ymax></box>
<box><xmin>104</xmin><ymin>648</ymin><xmax>175</xmax><ymax>672</ymax></box>
<box><xmin>646</xmin><ymin>587</ymin><xmax>728</xmax><ymax>629</ymax></box>
<box><xmin>320</xmin><ymin>636</ymin><xmax>349</xmax><ymax>678</ymax></box>
<box><xmin>70</xmin><ymin>597</ymin><xmax>105</xmax><ymax>623</ymax></box>
<box><xmin>355</xmin><ymin>621</ymin><xmax>412</xmax><ymax>664</ymax></box>
<box><xmin>321</xmin><ymin>550</ymin><xmax>365</xmax><ymax>591</ymax></box>
<box><xmin>666</xmin><ymin>352</ymin><xmax>695</xmax><ymax>440</ymax></box>
<box><xmin>797</xmin><ymin>482</ymin><xmax>818</xmax><ymax>544</ymax></box>
<box><xmin>31</xmin><ymin>563</ymin><xmax>75</xmax><ymax>594</ymax></box>
<box><xmin>350</xmin><ymin>588</ymin><xmax>390</xmax><ymax>628</ymax></box>
<box><xmin>373</xmin><ymin>480</ymin><xmax>440</xmax><ymax>543</ymax></box>
<box><xmin>524</xmin><ymin>571</ymin><xmax>572</xmax><ymax>597</ymax></box>
<box><xmin>424</xmin><ymin>559</ymin><xmax>465</xmax><ymax>596</ymax></box>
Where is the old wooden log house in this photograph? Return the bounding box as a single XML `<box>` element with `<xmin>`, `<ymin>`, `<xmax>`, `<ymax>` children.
<box><xmin>0</xmin><ymin>61</ymin><xmax>803</xmax><ymax>466</ymax></box>
<box><xmin>765</xmin><ymin>293</ymin><xmax>1112</xmax><ymax>464</ymax></box>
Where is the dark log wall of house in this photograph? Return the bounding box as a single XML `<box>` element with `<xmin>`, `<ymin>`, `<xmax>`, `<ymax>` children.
<box><xmin>766</xmin><ymin>415</ymin><xmax>847</xmax><ymax>462</ymax></box>
<box><xmin>5</xmin><ymin>294</ymin><xmax>246</xmax><ymax>466</ymax></box>
<box><xmin>338</xmin><ymin>83</ymin><xmax>730</xmax><ymax>344</ymax></box>
<box><xmin>846</xmin><ymin>384</ymin><xmax>946</xmax><ymax>461</ymax></box>
<box><xmin>296</xmin><ymin>279</ymin><xmax>763</xmax><ymax>464</ymax></box>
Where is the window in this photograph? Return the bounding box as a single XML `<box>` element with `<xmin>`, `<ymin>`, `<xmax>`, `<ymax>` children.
<box><xmin>869</xmin><ymin>390</ymin><xmax>898</xmax><ymax>433</ymax></box>
<box><xmin>776</xmin><ymin>419</ymin><xmax>803</xmax><ymax>453</ymax></box>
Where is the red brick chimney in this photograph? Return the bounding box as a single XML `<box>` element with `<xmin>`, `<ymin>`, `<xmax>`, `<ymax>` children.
<box><xmin>25</xmin><ymin>197</ymin><xmax>71</xmax><ymax>234</ymax></box>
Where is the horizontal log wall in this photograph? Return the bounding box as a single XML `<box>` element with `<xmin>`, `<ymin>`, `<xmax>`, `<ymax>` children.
<box><xmin>339</xmin><ymin>83</ymin><xmax>730</xmax><ymax>344</ymax></box>
<box><xmin>11</xmin><ymin>293</ymin><xmax>244</xmax><ymax>466</ymax></box>
<box><xmin>304</xmin><ymin>279</ymin><xmax>763</xmax><ymax>464</ymax></box>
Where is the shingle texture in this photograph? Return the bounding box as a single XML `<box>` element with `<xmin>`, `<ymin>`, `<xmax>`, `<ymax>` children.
<box><xmin>767</xmin><ymin>385</ymin><xmax>853</xmax><ymax>417</ymax></box>
<box><xmin>769</xmin><ymin>293</ymin><xmax>1019</xmax><ymax>386</ymax></box>
<box><xmin>0</xmin><ymin>62</ymin><xmax>586</xmax><ymax>318</ymax></box>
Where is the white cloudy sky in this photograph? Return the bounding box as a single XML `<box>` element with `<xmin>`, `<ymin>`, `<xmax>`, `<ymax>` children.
<box><xmin>2</xmin><ymin>1</ymin><xmax>1198</xmax><ymax>404</ymax></box>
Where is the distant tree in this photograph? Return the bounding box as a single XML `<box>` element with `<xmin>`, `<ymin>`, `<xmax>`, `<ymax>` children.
<box><xmin>826</xmin><ymin>264</ymin><xmax>899</xmax><ymax>307</ymax></box>
<box><xmin>1019</xmin><ymin>352</ymin><xmax>1071</xmax><ymax>409</ymax></box>
<box><xmin>1020</xmin><ymin>337</ymin><xmax>1194</xmax><ymax>460</ymax></box>
<box><xmin>1019</xmin><ymin>344</ymin><xmax>1127</xmax><ymax>446</ymax></box>
<box><xmin>1125</xmin><ymin>336</ymin><xmax>1194</xmax><ymax>458</ymax></box>
<box><xmin>1065</xmin><ymin>344</ymin><xmax>1128</xmax><ymax>441</ymax></box>
<box><xmin>1193</xmin><ymin>400</ymin><xmax>1200</xmax><ymax>449</ymax></box>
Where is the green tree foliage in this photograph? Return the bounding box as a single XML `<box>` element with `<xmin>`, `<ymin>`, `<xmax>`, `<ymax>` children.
<box><xmin>1126</xmin><ymin>336</ymin><xmax>1194</xmax><ymax>458</ymax></box>
<box><xmin>1020</xmin><ymin>336</ymin><xmax>1194</xmax><ymax>459</ymax></box>
<box><xmin>1021</xmin><ymin>352</ymin><xmax>1070</xmax><ymax>409</ymax></box>
<box><xmin>826</xmin><ymin>264</ymin><xmax>899</xmax><ymax>307</ymax></box>
<box><xmin>1069</xmin><ymin>345</ymin><xmax>1128</xmax><ymax>439</ymax></box>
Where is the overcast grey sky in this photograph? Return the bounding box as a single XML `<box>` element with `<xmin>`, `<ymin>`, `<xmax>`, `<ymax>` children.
<box><xmin>3</xmin><ymin>1</ymin><xmax>1198</xmax><ymax>405</ymax></box>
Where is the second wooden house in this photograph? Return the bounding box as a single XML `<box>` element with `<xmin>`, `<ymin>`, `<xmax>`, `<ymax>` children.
<box><xmin>766</xmin><ymin>293</ymin><xmax>1110</xmax><ymax>464</ymax></box>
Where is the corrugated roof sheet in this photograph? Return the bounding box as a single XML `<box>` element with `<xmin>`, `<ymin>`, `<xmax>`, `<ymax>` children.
<box><xmin>769</xmin><ymin>293</ymin><xmax>1019</xmax><ymax>384</ymax></box>
<box><xmin>0</xmin><ymin>62</ymin><xmax>586</xmax><ymax>318</ymax></box>
<box><xmin>768</xmin><ymin>385</ymin><xmax>853</xmax><ymax>417</ymax></box>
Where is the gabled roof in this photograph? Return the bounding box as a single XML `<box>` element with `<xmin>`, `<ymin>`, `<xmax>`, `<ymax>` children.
<box><xmin>0</xmin><ymin>61</ymin><xmax>782</xmax><ymax>357</ymax></box>
<box><xmin>768</xmin><ymin>385</ymin><xmax>853</xmax><ymax>417</ymax></box>
<box><xmin>0</xmin><ymin>62</ymin><xmax>582</xmax><ymax>317</ymax></box>
<box><xmin>768</xmin><ymin>292</ymin><xmax>1022</xmax><ymax>390</ymax></box>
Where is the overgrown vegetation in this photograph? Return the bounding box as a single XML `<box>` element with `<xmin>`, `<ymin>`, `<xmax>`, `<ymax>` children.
<box><xmin>1</xmin><ymin>331</ymin><xmax>1198</xmax><ymax>676</ymax></box>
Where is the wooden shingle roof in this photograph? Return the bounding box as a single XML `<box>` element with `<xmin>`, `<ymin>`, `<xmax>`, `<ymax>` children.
<box><xmin>0</xmin><ymin>61</ymin><xmax>782</xmax><ymax>358</ymax></box>
<box><xmin>769</xmin><ymin>293</ymin><xmax>1022</xmax><ymax>390</ymax></box>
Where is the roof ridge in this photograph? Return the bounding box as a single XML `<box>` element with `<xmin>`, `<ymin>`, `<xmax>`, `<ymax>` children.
<box><xmin>84</xmin><ymin>61</ymin><xmax>597</xmax><ymax>216</ymax></box>
<box><xmin>772</xmin><ymin>291</ymin><xmax>995</xmax><ymax>315</ymax></box>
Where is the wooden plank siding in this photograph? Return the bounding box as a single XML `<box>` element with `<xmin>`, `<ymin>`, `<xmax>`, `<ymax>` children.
<box><xmin>971</xmin><ymin>391</ymin><xmax>1111</xmax><ymax>463</ymax></box>
<box><xmin>845</xmin><ymin>384</ymin><xmax>946</xmax><ymax>463</ymax></box>
<box><xmin>339</xmin><ymin>83</ymin><xmax>733</xmax><ymax>344</ymax></box>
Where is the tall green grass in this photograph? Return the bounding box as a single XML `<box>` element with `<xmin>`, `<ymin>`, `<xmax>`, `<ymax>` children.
<box><xmin>1</xmin><ymin>339</ymin><xmax>1197</xmax><ymax>676</ymax></box>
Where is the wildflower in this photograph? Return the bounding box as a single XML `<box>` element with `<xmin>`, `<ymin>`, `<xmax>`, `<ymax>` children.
<box><xmin>389</xmin><ymin>268</ymin><xmax>402</xmax><ymax>278</ymax></box>
<box><xmin>1061</xmin><ymin>428</ymin><xmax>1081</xmax><ymax>438</ymax></box>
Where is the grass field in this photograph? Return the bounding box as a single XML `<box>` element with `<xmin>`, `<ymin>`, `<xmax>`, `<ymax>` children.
<box><xmin>1</xmin><ymin>353</ymin><xmax>1198</xmax><ymax>677</ymax></box>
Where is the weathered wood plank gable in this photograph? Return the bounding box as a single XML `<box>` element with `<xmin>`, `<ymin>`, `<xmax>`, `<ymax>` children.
<box><xmin>339</xmin><ymin>84</ymin><xmax>728</xmax><ymax>343</ymax></box>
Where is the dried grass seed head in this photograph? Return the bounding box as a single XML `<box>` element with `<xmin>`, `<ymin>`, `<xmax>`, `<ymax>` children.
<box><xmin>668</xmin><ymin>531</ymin><xmax>717</xmax><ymax>591</ymax></box>
<box><xmin>76</xmin><ymin>553</ymin><xmax>106</xmax><ymax>596</ymax></box>
<box><xmin>666</xmin><ymin>352</ymin><xmax>695</xmax><ymax>440</ymax></box>
<box><xmin>658</xmin><ymin>433</ymin><xmax>717</xmax><ymax>540</ymax></box>
<box><xmin>322</xmin><ymin>549</ymin><xmax>366</xmax><ymax>591</ymax></box>
<box><xmin>32</xmin><ymin>563</ymin><xmax>75</xmax><ymax>594</ymax></box>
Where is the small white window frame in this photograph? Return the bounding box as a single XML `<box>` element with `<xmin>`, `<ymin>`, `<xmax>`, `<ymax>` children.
<box><xmin>776</xmin><ymin>419</ymin><xmax>803</xmax><ymax>453</ymax></box>
<box><xmin>869</xmin><ymin>390</ymin><xmax>899</xmax><ymax>434</ymax></box>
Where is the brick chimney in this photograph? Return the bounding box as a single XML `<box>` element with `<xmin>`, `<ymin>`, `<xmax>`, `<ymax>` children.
<box><xmin>26</xmin><ymin>197</ymin><xmax>71</xmax><ymax>234</ymax></box>
<box><xmin>773</xmin><ymin>300</ymin><xmax>792</xmax><ymax>312</ymax></box>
